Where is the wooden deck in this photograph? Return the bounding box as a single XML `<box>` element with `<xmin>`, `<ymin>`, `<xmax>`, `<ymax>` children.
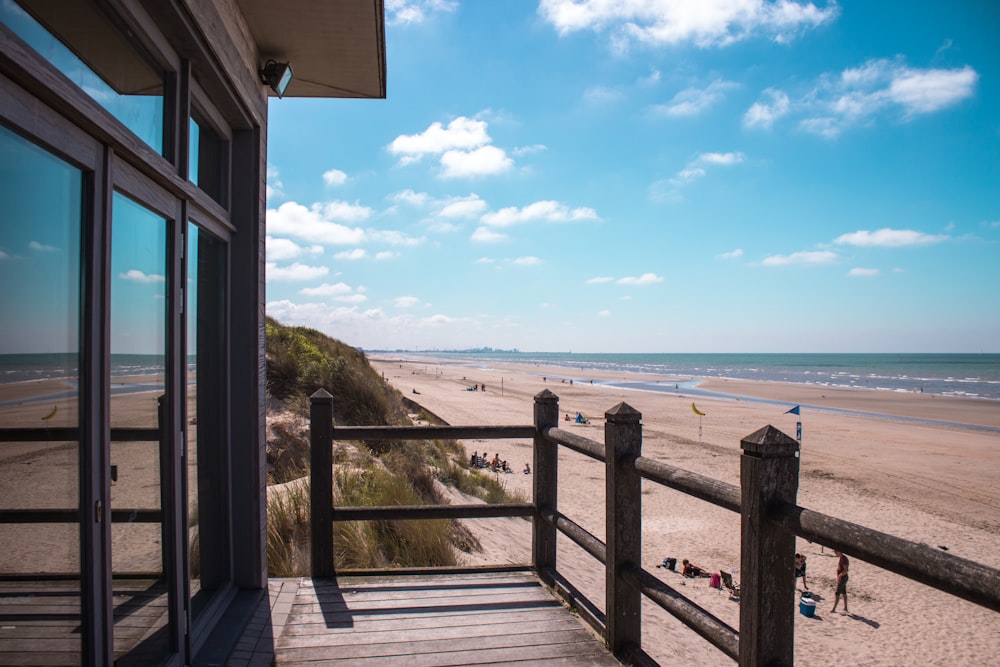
<box><xmin>231</xmin><ymin>571</ymin><xmax>620</xmax><ymax>666</ymax></box>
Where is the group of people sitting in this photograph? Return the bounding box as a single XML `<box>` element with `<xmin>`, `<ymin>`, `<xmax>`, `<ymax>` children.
<box><xmin>465</xmin><ymin>383</ymin><xmax>486</xmax><ymax>391</ymax></box>
<box><xmin>564</xmin><ymin>412</ymin><xmax>589</xmax><ymax>424</ymax></box>
<box><xmin>470</xmin><ymin>451</ymin><xmax>530</xmax><ymax>474</ymax></box>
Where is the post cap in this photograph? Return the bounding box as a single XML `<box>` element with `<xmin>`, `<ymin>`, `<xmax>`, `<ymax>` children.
<box><xmin>740</xmin><ymin>424</ymin><xmax>799</xmax><ymax>457</ymax></box>
<box><xmin>605</xmin><ymin>401</ymin><xmax>641</xmax><ymax>423</ymax></box>
<box><xmin>534</xmin><ymin>388</ymin><xmax>559</xmax><ymax>402</ymax></box>
<box><xmin>310</xmin><ymin>388</ymin><xmax>333</xmax><ymax>401</ymax></box>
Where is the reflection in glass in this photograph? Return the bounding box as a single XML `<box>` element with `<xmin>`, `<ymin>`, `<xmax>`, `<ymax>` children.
<box><xmin>110</xmin><ymin>191</ymin><xmax>169</xmax><ymax>660</ymax></box>
<box><xmin>0</xmin><ymin>124</ymin><xmax>82</xmax><ymax>661</ymax></box>
<box><xmin>186</xmin><ymin>223</ymin><xmax>228</xmax><ymax>620</ymax></box>
<box><xmin>1</xmin><ymin>1</ymin><xmax>164</xmax><ymax>153</ymax></box>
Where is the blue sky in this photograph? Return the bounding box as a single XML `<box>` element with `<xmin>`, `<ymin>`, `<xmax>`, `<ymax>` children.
<box><xmin>264</xmin><ymin>0</ymin><xmax>999</xmax><ymax>353</ymax></box>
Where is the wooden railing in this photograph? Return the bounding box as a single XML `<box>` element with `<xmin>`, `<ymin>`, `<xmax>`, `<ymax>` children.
<box><xmin>309</xmin><ymin>388</ymin><xmax>1000</xmax><ymax>666</ymax></box>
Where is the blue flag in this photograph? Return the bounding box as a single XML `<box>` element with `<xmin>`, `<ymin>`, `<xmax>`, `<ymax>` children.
<box><xmin>785</xmin><ymin>405</ymin><xmax>800</xmax><ymax>415</ymax></box>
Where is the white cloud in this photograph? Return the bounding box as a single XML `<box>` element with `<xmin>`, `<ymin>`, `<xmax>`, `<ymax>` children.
<box><xmin>366</xmin><ymin>230</ymin><xmax>425</xmax><ymax>246</ymax></box>
<box><xmin>300</xmin><ymin>282</ymin><xmax>352</xmax><ymax>297</ymax></box>
<box><xmin>654</xmin><ymin>79</ymin><xmax>737</xmax><ymax>117</ymax></box>
<box><xmin>847</xmin><ymin>267</ymin><xmax>879</xmax><ymax>277</ymax></box>
<box><xmin>586</xmin><ymin>276</ymin><xmax>615</xmax><ymax>284</ymax></box>
<box><xmin>386</xmin><ymin>0</ymin><xmax>457</xmax><ymax>25</ymax></box>
<box><xmin>512</xmin><ymin>144</ymin><xmax>547</xmax><ymax>156</ymax></box>
<box><xmin>389</xmin><ymin>116</ymin><xmax>491</xmax><ymax>158</ymax></box>
<box><xmin>265</xmin><ymin>262</ymin><xmax>329</xmax><ymax>281</ymax></box>
<box><xmin>538</xmin><ymin>0</ymin><xmax>839</xmax><ymax>49</ymax></box>
<box><xmin>334</xmin><ymin>249</ymin><xmax>367</xmax><ymax>261</ymax></box>
<box><xmin>267</xmin><ymin>201</ymin><xmax>367</xmax><ymax>245</ymax></box>
<box><xmin>266</xmin><ymin>164</ymin><xmax>284</xmax><ymax>202</ymax></box>
<box><xmin>391</xmin><ymin>189</ymin><xmax>431</xmax><ymax>206</ymax></box>
<box><xmin>471</xmin><ymin>227</ymin><xmax>508</xmax><ymax>243</ymax></box>
<box><xmin>394</xmin><ymin>296</ymin><xmax>421</xmax><ymax>308</ymax></box>
<box><xmin>598</xmin><ymin>310</ymin><xmax>611</xmax><ymax>317</ymax></box>
<box><xmin>29</xmin><ymin>241</ymin><xmax>58</xmax><ymax>252</ymax></box>
<box><xmin>512</xmin><ymin>256</ymin><xmax>542</xmax><ymax>266</ymax></box>
<box><xmin>375</xmin><ymin>251</ymin><xmax>399</xmax><ymax>260</ymax></box>
<box><xmin>390</xmin><ymin>115</ymin><xmax>521</xmax><ymax>178</ymax></box>
<box><xmin>800</xmin><ymin>60</ymin><xmax>979</xmax><ymax>137</ymax></box>
<box><xmin>476</xmin><ymin>257</ymin><xmax>496</xmax><ymax>264</ymax></box>
<box><xmin>119</xmin><ymin>269</ymin><xmax>164</xmax><ymax>284</ymax></box>
<box><xmin>669</xmin><ymin>151</ymin><xmax>745</xmax><ymax>187</ymax></box>
<box><xmin>743</xmin><ymin>88</ymin><xmax>791</xmax><ymax>128</ymax></box>
<box><xmin>266</xmin><ymin>236</ymin><xmax>323</xmax><ymax>262</ymax></box>
<box><xmin>717</xmin><ymin>248</ymin><xmax>744</xmax><ymax>260</ymax></box>
<box><xmin>617</xmin><ymin>273</ymin><xmax>664</xmax><ymax>285</ymax></box>
<box><xmin>761</xmin><ymin>250</ymin><xmax>838</xmax><ymax>266</ymax></box>
<box><xmin>584</xmin><ymin>85</ymin><xmax>623</xmax><ymax>104</ymax></box>
<box><xmin>482</xmin><ymin>200</ymin><xmax>599</xmax><ymax>227</ymax></box>
<box><xmin>888</xmin><ymin>66</ymin><xmax>979</xmax><ymax>114</ymax></box>
<box><xmin>322</xmin><ymin>169</ymin><xmax>347</xmax><ymax>186</ymax></box>
<box><xmin>438</xmin><ymin>194</ymin><xmax>488</xmax><ymax>219</ymax></box>
<box><xmin>834</xmin><ymin>228</ymin><xmax>948</xmax><ymax>247</ymax></box>
<box><xmin>440</xmin><ymin>145</ymin><xmax>513</xmax><ymax>178</ymax></box>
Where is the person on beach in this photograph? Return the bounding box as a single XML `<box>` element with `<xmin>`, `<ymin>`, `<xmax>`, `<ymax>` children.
<box><xmin>795</xmin><ymin>553</ymin><xmax>809</xmax><ymax>590</ymax></box>
<box><xmin>831</xmin><ymin>550</ymin><xmax>849</xmax><ymax>613</ymax></box>
<box><xmin>681</xmin><ymin>559</ymin><xmax>709</xmax><ymax>578</ymax></box>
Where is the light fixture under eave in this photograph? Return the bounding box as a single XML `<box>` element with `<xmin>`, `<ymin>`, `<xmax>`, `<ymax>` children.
<box><xmin>259</xmin><ymin>60</ymin><xmax>293</xmax><ymax>98</ymax></box>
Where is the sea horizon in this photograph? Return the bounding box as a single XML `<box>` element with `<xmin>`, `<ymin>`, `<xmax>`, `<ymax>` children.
<box><xmin>380</xmin><ymin>351</ymin><xmax>1000</xmax><ymax>402</ymax></box>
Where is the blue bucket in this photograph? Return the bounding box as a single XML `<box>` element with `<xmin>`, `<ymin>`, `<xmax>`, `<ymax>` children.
<box><xmin>799</xmin><ymin>597</ymin><xmax>816</xmax><ymax>617</ymax></box>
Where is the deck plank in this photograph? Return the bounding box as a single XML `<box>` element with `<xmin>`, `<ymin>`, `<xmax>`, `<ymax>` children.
<box><xmin>271</xmin><ymin>572</ymin><xmax>620</xmax><ymax>666</ymax></box>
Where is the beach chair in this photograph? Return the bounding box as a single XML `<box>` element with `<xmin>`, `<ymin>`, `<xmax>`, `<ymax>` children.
<box><xmin>720</xmin><ymin>571</ymin><xmax>740</xmax><ymax>601</ymax></box>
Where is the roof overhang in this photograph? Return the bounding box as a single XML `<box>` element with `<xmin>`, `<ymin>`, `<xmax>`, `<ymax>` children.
<box><xmin>238</xmin><ymin>0</ymin><xmax>386</xmax><ymax>99</ymax></box>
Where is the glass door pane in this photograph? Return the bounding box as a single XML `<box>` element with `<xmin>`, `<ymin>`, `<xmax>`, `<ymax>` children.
<box><xmin>186</xmin><ymin>223</ymin><xmax>229</xmax><ymax>622</ymax></box>
<box><xmin>109</xmin><ymin>192</ymin><xmax>169</xmax><ymax>662</ymax></box>
<box><xmin>0</xmin><ymin>124</ymin><xmax>83</xmax><ymax>665</ymax></box>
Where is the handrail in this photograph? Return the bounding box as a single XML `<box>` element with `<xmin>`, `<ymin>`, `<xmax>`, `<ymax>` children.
<box><xmin>330</xmin><ymin>502</ymin><xmax>533</xmax><ymax>522</ymax></box>
<box><xmin>771</xmin><ymin>501</ymin><xmax>1000</xmax><ymax>613</ymax></box>
<box><xmin>331</xmin><ymin>424</ymin><xmax>535</xmax><ymax>441</ymax></box>
<box><xmin>625</xmin><ymin>563</ymin><xmax>739</xmax><ymax>661</ymax></box>
<box><xmin>309</xmin><ymin>388</ymin><xmax>1000</xmax><ymax>667</ymax></box>
<box><xmin>543</xmin><ymin>426</ymin><xmax>605</xmax><ymax>461</ymax></box>
<box><xmin>634</xmin><ymin>455</ymin><xmax>741</xmax><ymax>513</ymax></box>
<box><xmin>0</xmin><ymin>427</ymin><xmax>160</xmax><ymax>442</ymax></box>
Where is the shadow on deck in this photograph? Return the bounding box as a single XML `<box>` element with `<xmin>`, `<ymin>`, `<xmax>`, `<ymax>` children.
<box><xmin>219</xmin><ymin>570</ymin><xmax>620</xmax><ymax>666</ymax></box>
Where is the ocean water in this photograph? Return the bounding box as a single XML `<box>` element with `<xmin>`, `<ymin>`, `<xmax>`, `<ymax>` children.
<box><xmin>406</xmin><ymin>352</ymin><xmax>1000</xmax><ymax>402</ymax></box>
<box><xmin>0</xmin><ymin>353</ymin><xmax>171</xmax><ymax>384</ymax></box>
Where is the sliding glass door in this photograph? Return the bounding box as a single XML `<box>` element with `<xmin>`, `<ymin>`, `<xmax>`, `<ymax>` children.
<box><xmin>0</xmin><ymin>123</ymin><xmax>84</xmax><ymax>664</ymax></box>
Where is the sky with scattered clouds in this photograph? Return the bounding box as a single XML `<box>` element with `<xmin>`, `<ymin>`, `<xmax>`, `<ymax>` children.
<box><xmin>264</xmin><ymin>0</ymin><xmax>999</xmax><ymax>352</ymax></box>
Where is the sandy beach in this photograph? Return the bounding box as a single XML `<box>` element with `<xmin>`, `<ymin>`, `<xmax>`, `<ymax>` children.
<box><xmin>370</xmin><ymin>354</ymin><xmax>1000</xmax><ymax>666</ymax></box>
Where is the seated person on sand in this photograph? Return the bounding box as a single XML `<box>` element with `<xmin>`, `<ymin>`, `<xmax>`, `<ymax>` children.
<box><xmin>470</xmin><ymin>451</ymin><xmax>478</xmax><ymax>466</ymax></box>
<box><xmin>681</xmin><ymin>559</ymin><xmax>709</xmax><ymax>578</ymax></box>
<box><xmin>575</xmin><ymin>412</ymin><xmax>588</xmax><ymax>424</ymax></box>
<box><xmin>523</xmin><ymin>463</ymin><xmax>531</xmax><ymax>474</ymax></box>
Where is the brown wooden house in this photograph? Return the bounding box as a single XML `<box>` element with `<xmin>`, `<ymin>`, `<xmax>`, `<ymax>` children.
<box><xmin>0</xmin><ymin>1</ymin><xmax>385</xmax><ymax>664</ymax></box>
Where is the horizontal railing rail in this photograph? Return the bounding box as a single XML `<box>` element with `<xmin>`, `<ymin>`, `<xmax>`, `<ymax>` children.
<box><xmin>0</xmin><ymin>427</ymin><xmax>160</xmax><ymax>442</ymax></box>
<box><xmin>331</xmin><ymin>424</ymin><xmax>535</xmax><ymax>441</ymax></box>
<box><xmin>309</xmin><ymin>387</ymin><xmax>1000</xmax><ymax>666</ymax></box>
<box><xmin>331</xmin><ymin>502</ymin><xmax>534</xmax><ymax>522</ymax></box>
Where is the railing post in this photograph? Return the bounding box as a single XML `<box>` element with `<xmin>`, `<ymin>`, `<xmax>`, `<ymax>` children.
<box><xmin>310</xmin><ymin>388</ymin><xmax>334</xmax><ymax>578</ymax></box>
<box><xmin>605</xmin><ymin>402</ymin><xmax>642</xmax><ymax>659</ymax></box>
<box><xmin>740</xmin><ymin>425</ymin><xmax>800</xmax><ymax>666</ymax></box>
<box><xmin>533</xmin><ymin>389</ymin><xmax>559</xmax><ymax>586</ymax></box>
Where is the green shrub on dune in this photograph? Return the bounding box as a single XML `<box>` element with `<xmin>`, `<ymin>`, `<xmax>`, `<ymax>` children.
<box><xmin>264</xmin><ymin>317</ymin><xmax>516</xmax><ymax>575</ymax></box>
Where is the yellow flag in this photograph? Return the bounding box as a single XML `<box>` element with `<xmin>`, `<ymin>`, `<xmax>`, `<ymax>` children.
<box><xmin>691</xmin><ymin>402</ymin><xmax>705</xmax><ymax>416</ymax></box>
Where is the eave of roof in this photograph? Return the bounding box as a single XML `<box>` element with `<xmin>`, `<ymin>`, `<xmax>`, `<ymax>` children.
<box><xmin>238</xmin><ymin>0</ymin><xmax>386</xmax><ymax>99</ymax></box>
